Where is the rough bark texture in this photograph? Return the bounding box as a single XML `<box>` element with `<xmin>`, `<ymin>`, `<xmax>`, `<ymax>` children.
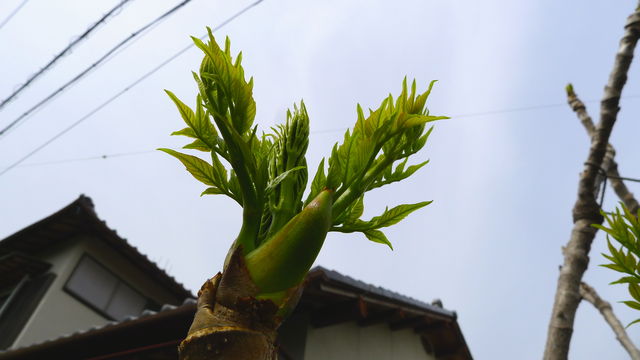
<box><xmin>579</xmin><ymin>282</ymin><xmax>640</xmax><ymax>360</ymax></box>
<box><xmin>568</xmin><ymin>89</ymin><xmax>640</xmax><ymax>214</ymax></box>
<box><xmin>543</xmin><ymin>7</ymin><xmax>640</xmax><ymax>360</ymax></box>
<box><xmin>179</xmin><ymin>247</ymin><xmax>301</xmax><ymax>360</ymax></box>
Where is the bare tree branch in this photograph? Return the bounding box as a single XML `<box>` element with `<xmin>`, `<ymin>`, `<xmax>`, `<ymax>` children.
<box><xmin>580</xmin><ymin>282</ymin><xmax>640</xmax><ymax>360</ymax></box>
<box><xmin>543</xmin><ymin>6</ymin><xmax>640</xmax><ymax>360</ymax></box>
<box><xmin>567</xmin><ymin>86</ymin><xmax>640</xmax><ymax>214</ymax></box>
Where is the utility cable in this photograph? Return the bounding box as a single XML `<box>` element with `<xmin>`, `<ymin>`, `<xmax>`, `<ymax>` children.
<box><xmin>0</xmin><ymin>0</ymin><xmax>29</xmax><ymax>32</ymax></box>
<box><xmin>0</xmin><ymin>0</ymin><xmax>264</xmax><ymax>177</ymax></box>
<box><xmin>454</xmin><ymin>95</ymin><xmax>640</xmax><ymax>119</ymax></box>
<box><xmin>0</xmin><ymin>0</ymin><xmax>193</xmax><ymax>138</ymax></box>
<box><xmin>7</xmin><ymin>94</ymin><xmax>640</xmax><ymax>171</ymax></box>
<box><xmin>0</xmin><ymin>0</ymin><xmax>133</xmax><ymax>110</ymax></box>
<box><xmin>16</xmin><ymin>150</ymin><xmax>159</xmax><ymax>168</ymax></box>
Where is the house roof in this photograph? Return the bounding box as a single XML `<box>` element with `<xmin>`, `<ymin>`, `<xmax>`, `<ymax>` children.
<box><xmin>0</xmin><ymin>195</ymin><xmax>193</xmax><ymax>300</ymax></box>
<box><xmin>0</xmin><ymin>267</ymin><xmax>472</xmax><ymax>360</ymax></box>
<box><xmin>303</xmin><ymin>267</ymin><xmax>472</xmax><ymax>360</ymax></box>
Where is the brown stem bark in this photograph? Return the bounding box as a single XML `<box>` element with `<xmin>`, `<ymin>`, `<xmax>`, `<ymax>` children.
<box><xmin>179</xmin><ymin>247</ymin><xmax>301</xmax><ymax>359</ymax></box>
<box><xmin>579</xmin><ymin>282</ymin><xmax>640</xmax><ymax>360</ymax></box>
<box><xmin>543</xmin><ymin>7</ymin><xmax>640</xmax><ymax>360</ymax></box>
<box><xmin>567</xmin><ymin>89</ymin><xmax>640</xmax><ymax>214</ymax></box>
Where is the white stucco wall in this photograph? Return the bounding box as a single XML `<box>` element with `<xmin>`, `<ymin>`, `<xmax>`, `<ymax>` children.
<box><xmin>11</xmin><ymin>237</ymin><xmax>103</xmax><ymax>348</ymax></box>
<box><xmin>304</xmin><ymin>322</ymin><xmax>435</xmax><ymax>360</ymax></box>
<box><xmin>11</xmin><ymin>235</ymin><xmax>182</xmax><ymax>348</ymax></box>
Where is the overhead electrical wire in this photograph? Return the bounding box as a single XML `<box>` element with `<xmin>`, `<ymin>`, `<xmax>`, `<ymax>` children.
<box><xmin>8</xmin><ymin>94</ymin><xmax>640</xmax><ymax>171</ymax></box>
<box><xmin>0</xmin><ymin>0</ymin><xmax>133</xmax><ymax>110</ymax></box>
<box><xmin>0</xmin><ymin>0</ymin><xmax>264</xmax><ymax>177</ymax></box>
<box><xmin>0</xmin><ymin>0</ymin><xmax>29</xmax><ymax>32</ymax></box>
<box><xmin>16</xmin><ymin>149</ymin><xmax>158</xmax><ymax>168</ymax></box>
<box><xmin>0</xmin><ymin>0</ymin><xmax>194</xmax><ymax>138</ymax></box>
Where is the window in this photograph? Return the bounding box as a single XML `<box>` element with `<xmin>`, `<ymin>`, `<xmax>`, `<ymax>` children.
<box><xmin>65</xmin><ymin>255</ymin><xmax>148</xmax><ymax>321</ymax></box>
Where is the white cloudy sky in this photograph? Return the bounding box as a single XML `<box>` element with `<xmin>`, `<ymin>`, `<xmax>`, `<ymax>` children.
<box><xmin>2</xmin><ymin>0</ymin><xmax>640</xmax><ymax>358</ymax></box>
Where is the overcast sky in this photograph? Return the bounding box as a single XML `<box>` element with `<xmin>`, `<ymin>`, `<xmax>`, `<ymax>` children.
<box><xmin>2</xmin><ymin>0</ymin><xmax>640</xmax><ymax>358</ymax></box>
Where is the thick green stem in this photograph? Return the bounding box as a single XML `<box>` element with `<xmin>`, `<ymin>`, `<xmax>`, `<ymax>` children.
<box><xmin>204</xmin><ymin>91</ymin><xmax>261</xmax><ymax>253</ymax></box>
<box><xmin>246</xmin><ymin>190</ymin><xmax>333</xmax><ymax>293</ymax></box>
<box><xmin>236</xmin><ymin>206</ymin><xmax>262</xmax><ymax>252</ymax></box>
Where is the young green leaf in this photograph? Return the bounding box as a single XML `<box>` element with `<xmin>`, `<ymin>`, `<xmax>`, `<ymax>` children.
<box><xmin>623</xmin><ymin>300</ymin><xmax>640</xmax><ymax>311</ymax></box>
<box><xmin>158</xmin><ymin>148</ymin><xmax>216</xmax><ymax>187</ymax></box>
<box><xmin>201</xmin><ymin>187</ymin><xmax>225</xmax><ymax>196</ymax></box>
<box><xmin>363</xmin><ymin>229</ymin><xmax>393</xmax><ymax>250</ymax></box>
<box><xmin>627</xmin><ymin>318</ymin><xmax>640</xmax><ymax>328</ymax></box>
<box><xmin>266</xmin><ymin>166</ymin><xmax>306</xmax><ymax>194</ymax></box>
<box><xmin>305</xmin><ymin>158</ymin><xmax>327</xmax><ymax>205</ymax></box>
<box><xmin>629</xmin><ymin>283</ymin><xmax>640</xmax><ymax>303</ymax></box>
<box><xmin>610</xmin><ymin>276</ymin><xmax>640</xmax><ymax>285</ymax></box>
<box><xmin>333</xmin><ymin>201</ymin><xmax>432</xmax><ymax>232</ymax></box>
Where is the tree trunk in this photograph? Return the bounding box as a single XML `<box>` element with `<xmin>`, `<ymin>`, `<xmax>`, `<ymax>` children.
<box><xmin>178</xmin><ymin>248</ymin><xmax>301</xmax><ymax>359</ymax></box>
<box><xmin>567</xmin><ymin>88</ymin><xmax>640</xmax><ymax>214</ymax></box>
<box><xmin>568</xmin><ymin>71</ymin><xmax>640</xmax><ymax>360</ymax></box>
<box><xmin>543</xmin><ymin>6</ymin><xmax>640</xmax><ymax>360</ymax></box>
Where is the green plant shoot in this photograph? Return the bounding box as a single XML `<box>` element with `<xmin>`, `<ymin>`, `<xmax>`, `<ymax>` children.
<box><xmin>160</xmin><ymin>28</ymin><xmax>447</xmax><ymax>298</ymax></box>
<box><xmin>596</xmin><ymin>205</ymin><xmax>640</xmax><ymax>327</ymax></box>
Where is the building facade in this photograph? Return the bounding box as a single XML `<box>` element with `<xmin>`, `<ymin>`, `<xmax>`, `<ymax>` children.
<box><xmin>0</xmin><ymin>196</ymin><xmax>471</xmax><ymax>359</ymax></box>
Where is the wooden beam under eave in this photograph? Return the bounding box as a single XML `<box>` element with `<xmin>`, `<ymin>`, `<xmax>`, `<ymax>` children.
<box><xmin>358</xmin><ymin>308</ymin><xmax>403</xmax><ymax>327</ymax></box>
<box><xmin>389</xmin><ymin>315</ymin><xmax>427</xmax><ymax>331</ymax></box>
<box><xmin>310</xmin><ymin>297</ymin><xmax>368</xmax><ymax>328</ymax></box>
<box><xmin>414</xmin><ymin>320</ymin><xmax>447</xmax><ymax>334</ymax></box>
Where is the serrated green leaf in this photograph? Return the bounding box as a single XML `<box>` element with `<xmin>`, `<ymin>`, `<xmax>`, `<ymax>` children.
<box><xmin>623</xmin><ymin>300</ymin><xmax>640</xmax><ymax>311</ymax></box>
<box><xmin>183</xmin><ymin>139</ymin><xmax>211</xmax><ymax>152</ymax></box>
<box><xmin>305</xmin><ymin>159</ymin><xmax>327</xmax><ymax>205</ymax></box>
<box><xmin>201</xmin><ymin>187</ymin><xmax>225</xmax><ymax>196</ymax></box>
<box><xmin>607</xmin><ymin>240</ymin><xmax>618</xmax><ymax>260</ymax></box>
<box><xmin>401</xmin><ymin>115</ymin><xmax>449</xmax><ymax>128</ymax></box>
<box><xmin>610</xmin><ymin>276</ymin><xmax>640</xmax><ymax>285</ymax></box>
<box><xmin>345</xmin><ymin>196</ymin><xmax>365</xmax><ymax>224</ymax></box>
<box><xmin>332</xmin><ymin>201</ymin><xmax>431</xmax><ymax>234</ymax></box>
<box><xmin>602</xmin><ymin>253</ymin><xmax>616</xmax><ymax>263</ymax></box>
<box><xmin>629</xmin><ymin>283</ymin><xmax>640</xmax><ymax>302</ymax></box>
<box><xmin>626</xmin><ymin>318</ymin><xmax>640</xmax><ymax>328</ymax></box>
<box><xmin>627</xmin><ymin>252</ymin><xmax>638</xmax><ymax>270</ymax></box>
<box><xmin>166</xmin><ymin>89</ymin><xmax>219</xmax><ymax>152</ymax></box>
<box><xmin>369</xmin><ymin>159</ymin><xmax>429</xmax><ymax>191</ymax></box>
<box><xmin>266</xmin><ymin>166</ymin><xmax>306</xmax><ymax>193</ymax></box>
<box><xmin>195</xmin><ymin>30</ymin><xmax>255</xmax><ymax>136</ymax></box>
<box><xmin>228</xmin><ymin>170</ymin><xmax>242</xmax><ymax>202</ymax></box>
<box><xmin>326</xmin><ymin>143</ymin><xmax>343</xmax><ymax>190</ymax></box>
<box><xmin>171</xmin><ymin>127</ymin><xmax>197</xmax><ymax>138</ymax></box>
<box><xmin>363</xmin><ymin>229</ymin><xmax>393</xmax><ymax>250</ymax></box>
<box><xmin>165</xmin><ymin>90</ymin><xmax>197</xmax><ymax>128</ymax></box>
<box><xmin>210</xmin><ymin>152</ymin><xmax>227</xmax><ymax>187</ymax></box>
<box><xmin>158</xmin><ymin>148</ymin><xmax>215</xmax><ymax>186</ymax></box>
<box><xmin>600</xmin><ymin>263</ymin><xmax>626</xmax><ymax>272</ymax></box>
<box><xmin>370</xmin><ymin>201</ymin><xmax>432</xmax><ymax>229</ymax></box>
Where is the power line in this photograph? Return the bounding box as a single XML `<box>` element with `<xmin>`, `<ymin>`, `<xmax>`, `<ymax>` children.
<box><xmin>0</xmin><ymin>0</ymin><xmax>133</xmax><ymax>110</ymax></box>
<box><xmin>0</xmin><ymin>0</ymin><xmax>264</xmax><ymax>177</ymax></box>
<box><xmin>454</xmin><ymin>95</ymin><xmax>640</xmax><ymax>119</ymax></box>
<box><xmin>0</xmin><ymin>0</ymin><xmax>29</xmax><ymax>31</ymax></box>
<box><xmin>16</xmin><ymin>150</ymin><xmax>158</xmax><ymax>168</ymax></box>
<box><xmin>311</xmin><ymin>95</ymin><xmax>640</xmax><ymax>134</ymax></box>
<box><xmin>10</xmin><ymin>95</ymin><xmax>640</xmax><ymax>170</ymax></box>
<box><xmin>0</xmin><ymin>0</ymin><xmax>193</xmax><ymax>138</ymax></box>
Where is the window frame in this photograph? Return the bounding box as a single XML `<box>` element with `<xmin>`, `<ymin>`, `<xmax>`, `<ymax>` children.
<box><xmin>63</xmin><ymin>254</ymin><xmax>151</xmax><ymax>321</ymax></box>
